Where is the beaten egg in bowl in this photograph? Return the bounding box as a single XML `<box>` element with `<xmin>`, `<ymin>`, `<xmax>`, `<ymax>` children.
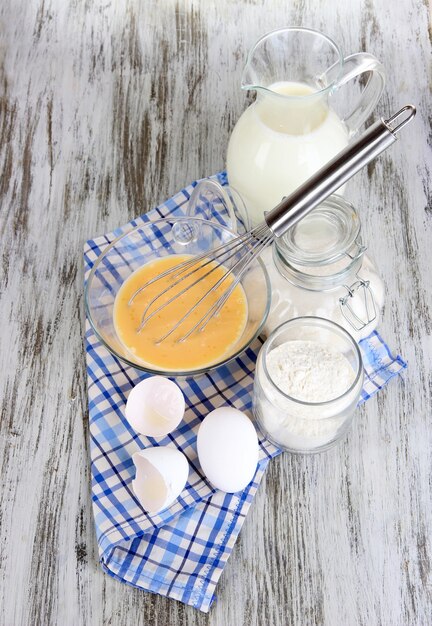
<box><xmin>113</xmin><ymin>255</ymin><xmax>248</xmax><ymax>371</ymax></box>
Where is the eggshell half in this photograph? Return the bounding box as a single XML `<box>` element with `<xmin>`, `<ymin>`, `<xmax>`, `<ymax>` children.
<box><xmin>125</xmin><ymin>376</ymin><xmax>185</xmax><ymax>437</ymax></box>
<box><xmin>197</xmin><ymin>407</ymin><xmax>259</xmax><ymax>493</ymax></box>
<box><xmin>132</xmin><ymin>447</ymin><xmax>189</xmax><ymax>514</ymax></box>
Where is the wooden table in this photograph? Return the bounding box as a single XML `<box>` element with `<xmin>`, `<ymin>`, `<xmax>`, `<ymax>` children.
<box><xmin>1</xmin><ymin>1</ymin><xmax>431</xmax><ymax>624</ymax></box>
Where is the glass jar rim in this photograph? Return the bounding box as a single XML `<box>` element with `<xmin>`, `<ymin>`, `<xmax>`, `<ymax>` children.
<box><xmin>261</xmin><ymin>316</ymin><xmax>363</xmax><ymax>407</ymax></box>
<box><xmin>275</xmin><ymin>194</ymin><xmax>361</xmax><ymax>267</ymax></box>
<box><xmin>272</xmin><ymin>244</ymin><xmax>364</xmax><ymax>292</ymax></box>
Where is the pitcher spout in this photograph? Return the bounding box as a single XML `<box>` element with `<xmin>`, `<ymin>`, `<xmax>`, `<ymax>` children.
<box><xmin>240</xmin><ymin>27</ymin><xmax>343</xmax><ymax>97</ymax></box>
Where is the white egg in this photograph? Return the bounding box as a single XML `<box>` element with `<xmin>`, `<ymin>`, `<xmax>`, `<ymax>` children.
<box><xmin>125</xmin><ymin>376</ymin><xmax>185</xmax><ymax>437</ymax></box>
<box><xmin>197</xmin><ymin>407</ymin><xmax>259</xmax><ymax>493</ymax></box>
<box><xmin>132</xmin><ymin>446</ymin><xmax>189</xmax><ymax>514</ymax></box>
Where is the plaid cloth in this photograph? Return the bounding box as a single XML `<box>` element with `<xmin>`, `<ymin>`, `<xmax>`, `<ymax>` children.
<box><xmin>84</xmin><ymin>172</ymin><xmax>407</xmax><ymax>612</ymax></box>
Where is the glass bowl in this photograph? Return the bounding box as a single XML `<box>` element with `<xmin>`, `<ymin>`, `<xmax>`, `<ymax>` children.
<box><xmin>85</xmin><ymin>216</ymin><xmax>271</xmax><ymax>377</ymax></box>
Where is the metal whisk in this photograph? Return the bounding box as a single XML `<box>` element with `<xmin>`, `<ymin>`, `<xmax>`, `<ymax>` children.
<box><xmin>129</xmin><ymin>105</ymin><xmax>416</xmax><ymax>342</ymax></box>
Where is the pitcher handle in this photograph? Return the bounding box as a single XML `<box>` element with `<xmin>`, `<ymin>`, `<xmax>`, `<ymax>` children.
<box><xmin>325</xmin><ymin>52</ymin><xmax>386</xmax><ymax>136</ymax></box>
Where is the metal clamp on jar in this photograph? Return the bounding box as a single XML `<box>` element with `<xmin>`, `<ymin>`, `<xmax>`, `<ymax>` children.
<box><xmin>261</xmin><ymin>194</ymin><xmax>384</xmax><ymax>341</ymax></box>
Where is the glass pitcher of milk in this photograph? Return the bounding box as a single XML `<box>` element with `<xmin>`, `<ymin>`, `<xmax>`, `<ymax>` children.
<box><xmin>226</xmin><ymin>27</ymin><xmax>385</xmax><ymax>225</ymax></box>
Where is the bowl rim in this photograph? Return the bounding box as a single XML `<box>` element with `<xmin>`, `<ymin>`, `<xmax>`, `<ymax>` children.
<box><xmin>84</xmin><ymin>216</ymin><xmax>272</xmax><ymax>377</ymax></box>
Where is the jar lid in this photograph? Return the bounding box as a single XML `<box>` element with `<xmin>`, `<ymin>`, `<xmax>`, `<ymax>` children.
<box><xmin>275</xmin><ymin>194</ymin><xmax>361</xmax><ymax>267</ymax></box>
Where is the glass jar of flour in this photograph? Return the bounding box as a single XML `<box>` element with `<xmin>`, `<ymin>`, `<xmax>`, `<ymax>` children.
<box><xmin>253</xmin><ymin>317</ymin><xmax>364</xmax><ymax>453</ymax></box>
<box><xmin>261</xmin><ymin>195</ymin><xmax>384</xmax><ymax>342</ymax></box>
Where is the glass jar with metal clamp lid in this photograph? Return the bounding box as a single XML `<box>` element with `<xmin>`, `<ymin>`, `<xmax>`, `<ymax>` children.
<box><xmin>261</xmin><ymin>194</ymin><xmax>384</xmax><ymax>341</ymax></box>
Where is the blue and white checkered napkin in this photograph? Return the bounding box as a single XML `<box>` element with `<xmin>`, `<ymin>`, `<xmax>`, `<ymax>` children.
<box><xmin>84</xmin><ymin>172</ymin><xmax>407</xmax><ymax>612</ymax></box>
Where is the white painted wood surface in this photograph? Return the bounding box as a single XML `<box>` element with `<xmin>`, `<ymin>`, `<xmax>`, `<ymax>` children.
<box><xmin>0</xmin><ymin>1</ymin><xmax>431</xmax><ymax>624</ymax></box>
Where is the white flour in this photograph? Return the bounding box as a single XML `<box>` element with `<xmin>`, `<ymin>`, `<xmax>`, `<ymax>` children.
<box><xmin>266</xmin><ymin>340</ymin><xmax>355</xmax><ymax>403</ymax></box>
<box><xmin>256</xmin><ymin>339</ymin><xmax>360</xmax><ymax>452</ymax></box>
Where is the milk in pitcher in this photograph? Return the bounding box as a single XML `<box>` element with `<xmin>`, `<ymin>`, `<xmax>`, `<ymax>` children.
<box><xmin>226</xmin><ymin>81</ymin><xmax>349</xmax><ymax>225</ymax></box>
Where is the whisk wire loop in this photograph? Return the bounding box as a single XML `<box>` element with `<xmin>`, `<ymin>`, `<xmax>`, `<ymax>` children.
<box><xmin>155</xmin><ymin>224</ymin><xmax>272</xmax><ymax>343</ymax></box>
<box><xmin>128</xmin><ymin>223</ymin><xmax>268</xmax><ymax>307</ymax></box>
<box><xmin>179</xmin><ymin>231</ymin><xmax>275</xmax><ymax>343</ymax></box>
<box><xmin>134</xmin><ymin>223</ymin><xmax>269</xmax><ymax>333</ymax></box>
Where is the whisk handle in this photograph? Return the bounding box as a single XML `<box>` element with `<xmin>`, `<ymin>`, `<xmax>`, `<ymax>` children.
<box><xmin>265</xmin><ymin>105</ymin><xmax>416</xmax><ymax>238</ymax></box>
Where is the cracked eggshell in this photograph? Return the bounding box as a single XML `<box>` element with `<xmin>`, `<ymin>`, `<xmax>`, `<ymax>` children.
<box><xmin>197</xmin><ymin>407</ymin><xmax>259</xmax><ymax>493</ymax></box>
<box><xmin>125</xmin><ymin>376</ymin><xmax>185</xmax><ymax>437</ymax></box>
<box><xmin>132</xmin><ymin>447</ymin><xmax>189</xmax><ymax>514</ymax></box>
